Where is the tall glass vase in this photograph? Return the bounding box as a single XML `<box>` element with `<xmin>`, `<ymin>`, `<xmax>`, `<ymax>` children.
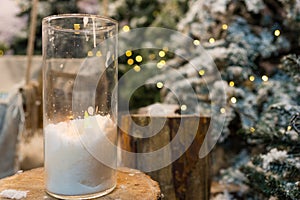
<box><xmin>42</xmin><ymin>14</ymin><xmax>118</xmax><ymax>199</ymax></box>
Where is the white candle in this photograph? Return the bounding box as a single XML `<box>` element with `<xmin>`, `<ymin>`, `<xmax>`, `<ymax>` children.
<box><xmin>44</xmin><ymin>114</ymin><xmax>116</xmax><ymax>196</ymax></box>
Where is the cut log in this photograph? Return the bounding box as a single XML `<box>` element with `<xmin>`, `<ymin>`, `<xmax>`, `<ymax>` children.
<box><xmin>119</xmin><ymin>114</ymin><xmax>211</xmax><ymax>200</ymax></box>
<box><xmin>0</xmin><ymin>167</ymin><xmax>161</xmax><ymax>200</ymax></box>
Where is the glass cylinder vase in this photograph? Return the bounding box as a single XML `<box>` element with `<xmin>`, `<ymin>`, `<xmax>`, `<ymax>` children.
<box><xmin>42</xmin><ymin>14</ymin><xmax>118</xmax><ymax>199</ymax></box>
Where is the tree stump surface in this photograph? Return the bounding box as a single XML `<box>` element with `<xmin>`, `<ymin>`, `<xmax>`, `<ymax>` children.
<box><xmin>0</xmin><ymin>167</ymin><xmax>161</xmax><ymax>200</ymax></box>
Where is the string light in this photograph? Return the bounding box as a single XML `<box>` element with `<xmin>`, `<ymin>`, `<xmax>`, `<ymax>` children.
<box><xmin>96</xmin><ymin>51</ymin><xmax>102</xmax><ymax>57</ymax></box>
<box><xmin>157</xmin><ymin>60</ymin><xmax>166</xmax><ymax>69</ymax></box>
<box><xmin>274</xmin><ymin>29</ymin><xmax>281</xmax><ymax>37</ymax></box>
<box><xmin>87</xmin><ymin>51</ymin><xmax>93</xmax><ymax>56</ymax></box>
<box><xmin>122</xmin><ymin>25</ymin><xmax>130</xmax><ymax>32</ymax></box>
<box><xmin>209</xmin><ymin>38</ymin><xmax>215</xmax><ymax>44</ymax></box>
<box><xmin>250</xmin><ymin>127</ymin><xmax>255</xmax><ymax>133</ymax></box>
<box><xmin>199</xmin><ymin>69</ymin><xmax>205</xmax><ymax>76</ymax></box>
<box><xmin>249</xmin><ymin>75</ymin><xmax>255</xmax><ymax>82</ymax></box>
<box><xmin>157</xmin><ymin>63</ymin><xmax>163</xmax><ymax>69</ymax></box>
<box><xmin>220</xmin><ymin>107</ymin><xmax>226</xmax><ymax>114</ymax></box>
<box><xmin>84</xmin><ymin>110</ymin><xmax>89</xmax><ymax>118</ymax></box>
<box><xmin>193</xmin><ymin>40</ymin><xmax>200</xmax><ymax>46</ymax></box>
<box><xmin>262</xmin><ymin>75</ymin><xmax>269</xmax><ymax>82</ymax></box>
<box><xmin>74</xmin><ymin>24</ymin><xmax>80</xmax><ymax>34</ymax></box>
<box><xmin>156</xmin><ymin>82</ymin><xmax>164</xmax><ymax>89</ymax></box>
<box><xmin>125</xmin><ymin>50</ymin><xmax>132</xmax><ymax>57</ymax></box>
<box><xmin>222</xmin><ymin>24</ymin><xmax>228</xmax><ymax>30</ymax></box>
<box><xmin>230</xmin><ymin>97</ymin><xmax>237</xmax><ymax>104</ymax></box>
<box><xmin>159</xmin><ymin>50</ymin><xmax>166</xmax><ymax>57</ymax></box>
<box><xmin>127</xmin><ymin>58</ymin><xmax>134</xmax><ymax>65</ymax></box>
<box><xmin>229</xmin><ymin>81</ymin><xmax>235</xmax><ymax>87</ymax></box>
<box><xmin>163</xmin><ymin>47</ymin><xmax>169</xmax><ymax>52</ymax></box>
<box><xmin>135</xmin><ymin>55</ymin><xmax>143</xmax><ymax>62</ymax></box>
<box><xmin>181</xmin><ymin>104</ymin><xmax>187</xmax><ymax>111</ymax></box>
<box><xmin>133</xmin><ymin>65</ymin><xmax>141</xmax><ymax>72</ymax></box>
<box><xmin>74</xmin><ymin>24</ymin><xmax>80</xmax><ymax>30</ymax></box>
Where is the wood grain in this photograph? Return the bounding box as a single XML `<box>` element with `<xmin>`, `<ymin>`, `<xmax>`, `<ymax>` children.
<box><xmin>119</xmin><ymin>115</ymin><xmax>211</xmax><ymax>200</ymax></box>
<box><xmin>0</xmin><ymin>168</ymin><xmax>161</xmax><ymax>200</ymax></box>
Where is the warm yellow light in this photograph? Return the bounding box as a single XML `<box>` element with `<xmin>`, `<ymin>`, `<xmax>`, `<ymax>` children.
<box><xmin>250</xmin><ymin>127</ymin><xmax>255</xmax><ymax>133</ymax></box>
<box><xmin>222</xmin><ymin>24</ymin><xmax>228</xmax><ymax>30</ymax></box>
<box><xmin>229</xmin><ymin>81</ymin><xmax>235</xmax><ymax>87</ymax></box>
<box><xmin>199</xmin><ymin>69</ymin><xmax>205</xmax><ymax>76</ymax></box>
<box><xmin>274</xmin><ymin>29</ymin><xmax>280</xmax><ymax>37</ymax></box>
<box><xmin>87</xmin><ymin>51</ymin><xmax>93</xmax><ymax>56</ymax></box>
<box><xmin>74</xmin><ymin>24</ymin><xmax>80</xmax><ymax>34</ymax></box>
<box><xmin>230</xmin><ymin>97</ymin><xmax>237</xmax><ymax>104</ymax></box>
<box><xmin>262</xmin><ymin>75</ymin><xmax>269</xmax><ymax>82</ymax></box>
<box><xmin>96</xmin><ymin>51</ymin><xmax>102</xmax><ymax>57</ymax></box>
<box><xmin>156</xmin><ymin>82</ymin><xmax>164</xmax><ymax>89</ymax></box>
<box><xmin>193</xmin><ymin>40</ymin><xmax>200</xmax><ymax>46</ymax></box>
<box><xmin>133</xmin><ymin>65</ymin><xmax>141</xmax><ymax>72</ymax></box>
<box><xmin>122</xmin><ymin>25</ymin><xmax>130</xmax><ymax>32</ymax></box>
<box><xmin>287</xmin><ymin>125</ymin><xmax>292</xmax><ymax>131</ymax></box>
<box><xmin>157</xmin><ymin>60</ymin><xmax>166</xmax><ymax>69</ymax></box>
<box><xmin>159</xmin><ymin>50</ymin><xmax>166</xmax><ymax>57</ymax></box>
<box><xmin>125</xmin><ymin>50</ymin><xmax>132</xmax><ymax>57</ymax></box>
<box><xmin>181</xmin><ymin>104</ymin><xmax>187</xmax><ymax>111</ymax></box>
<box><xmin>163</xmin><ymin>47</ymin><xmax>169</xmax><ymax>52</ymax></box>
<box><xmin>249</xmin><ymin>75</ymin><xmax>255</xmax><ymax>82</ymax></box>
<box><xmin>220</xmin><ymin>107</ymin><xmax>226</xmax><ymax>114</ymax></box>
<box><xmin>84</xmin><ymin>110</ymin><xmax>89</xmax><ymax>118</ymax></box>
<box><xmin>209</xmin><ymin>38</ymin><xmax>215</xmax><ymax>44</ymax></box>
<box><xmin>74</xmin><ymin>24</ymin><xmax>80</xmax><ymax>30</ymax></box>
<box><xmin>160</xmin><ymin>60</ymin><xmax>166</xmax><ymax>64</ymax></box>
<box><xmin>127</xmin><ymin>58</ymin><xmax>134</xmax><ymax>65</ymax></box>
<box><xmin>135</xmin><ymin>55</ymin><xmax>143</xmax><ymax>62</ymax></box>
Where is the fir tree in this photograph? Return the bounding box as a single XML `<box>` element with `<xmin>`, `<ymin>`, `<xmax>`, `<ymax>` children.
<box><xmin>140</xmin><ymin>0</ymin><xmax>300</xmax><ymax>199</ymax></box>
<box><xmin>11</xmin><ymin>0</ymin><xmax>79</xmax><ymax>55</ymax></box>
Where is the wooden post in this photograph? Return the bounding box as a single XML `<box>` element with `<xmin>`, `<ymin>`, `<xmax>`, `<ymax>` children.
<box><xmin>119</xmin><ymin>115</ymin><xmax>211</xmax><ymax>200</ymax></box>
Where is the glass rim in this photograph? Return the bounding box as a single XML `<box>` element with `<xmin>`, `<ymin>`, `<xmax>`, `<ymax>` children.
<box><xmin>42</xmin><ymin>13</ymin><xmax>118</xmax><ymax>26</ymax></box>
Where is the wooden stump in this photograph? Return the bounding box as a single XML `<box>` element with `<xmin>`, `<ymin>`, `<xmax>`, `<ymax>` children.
<box><xmin>119</xmin><ymin>115</ymin><xmax>211</xmax><ymax>200</ymax></box>
<box><xmin>0</xmin><ymin>168</ymin><xmax>161</xmax><ymax>200</ymax></box>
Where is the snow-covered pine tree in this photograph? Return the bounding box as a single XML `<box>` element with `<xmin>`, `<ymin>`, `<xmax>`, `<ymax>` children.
<box><xmin>142</xmin><ymin>0</ymin><xmax>300</xmax><ymax>199</ymax></box>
